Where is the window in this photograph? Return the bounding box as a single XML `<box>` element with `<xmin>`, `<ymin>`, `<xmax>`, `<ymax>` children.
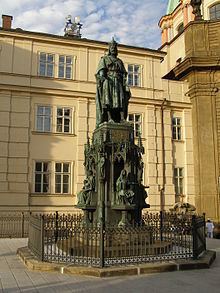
<box><xmin>55</xmin><ymin>163</ymin><xmax>71</xmax><ymax>194</ymax></box>
<box><xmin>128</xmin><ymin>64</ymin><xmax>141</xmax><ymax>86</ymax></box>
<box><xmin>177</xmin><ymin>23</ymin><xmax>184</xmax><ymax>34</ymax></box>
<box><xmin>36</xmin><ymin>106</ymin><xmax>51</xmax><ymax>132</ymax></box>
<box><xmin>210</xmin><ymin>3</ymin><xmax>220</xmax><ymax>20</ymax></box>
<box><xmin>58</xmin><ymin>55</ymin><xmax>73</xmax><ymax>79</ymax></box>
<box><xmin>35</xmin><ymin>162</ymin><xmax>50</xmax><ymax>193</ymax></box>
<box><xmin>34</xmin><ymin>161</ymin><xmax>72</xmax><ymax>194</ymax></box>
<box><xmin>128</xmin><ymin>114</ymin><xmax>142</xmax><ymax>137</ymax></box>
<box><xmin>172</xmin><ymin>117</ymin><xmax>181</xmax><ymax>140</ymax></box>
<box><xmin>56</xmin><ymin>107</ymin><xmax>71</xmax><ymax>133</ymax></box>
<box><xmin>174</xmin><ymin>167</ymin><xmax>184</xmax><ymax>196</ymax></box>
<box><xmin>39</xmin><ymin>52</ymin><xmax>54</xmax><ymax>77</ymax></box>
<box><xmin>35</xmin><ymin>106</ymin><xmax>73</xmax><ymax>133</ymax></box>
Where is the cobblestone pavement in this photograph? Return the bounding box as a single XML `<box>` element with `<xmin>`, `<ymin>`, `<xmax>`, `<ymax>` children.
<box><xmin>0</xmin><ymin>238</ymin><xmax>220</xmax><ymax>293</ymax></box>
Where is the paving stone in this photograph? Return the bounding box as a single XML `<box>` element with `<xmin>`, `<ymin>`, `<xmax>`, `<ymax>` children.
<box><xmin>0</xmin><ymin>238</ymin><xmax>220</xmax><ymax>292</ymax></box>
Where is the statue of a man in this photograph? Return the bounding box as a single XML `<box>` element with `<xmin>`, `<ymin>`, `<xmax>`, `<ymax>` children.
<box><xmin>77</xmin><ymin>170</ymin><xmax>95</xmax><ymax>205</ymax></box>
<box><xmin>95</xmin><ymin>38</ymin><xmax>131</xmax><ymax>126</ymax></box>
<box><xmin>116</xmin><ymin>169</ymin><xmax>134</xmax><ymax>205</ymax></box>
<box><xmin>190</xmin><ymin>0</ymin><xmax>202</xmax><ymax>20</ymax></box>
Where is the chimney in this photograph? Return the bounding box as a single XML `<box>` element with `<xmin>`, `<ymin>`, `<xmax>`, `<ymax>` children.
<box><xmin>2</xmin><ymin>15</ymin><xmax>13</xmax><ymax>30</ymax></box>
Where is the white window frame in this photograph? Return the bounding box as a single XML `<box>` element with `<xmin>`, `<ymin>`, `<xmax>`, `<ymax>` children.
<box><xmin>55</xmin><ymin>162</ymin><xmax>71</xmax><ymax>194</ymax></box>
<box><xmin>58</xmin><ymin>55</ymin><xmax>73</xmax><ymax>79</ymax></box>
<box><xmin>33</xmin><ymin>161</ymin><xmax>73</xmax><ymax>194</ymax></box>
<box><xmin>56</xmin><ymin>107</ymin><xmax>72</xmax><ymax>133</ymax></box>
<box><xmin>36</xmin><ymin>105</ymin><xmax>52</xmax><ymax>132</ymax></box>
<box><xmin>172</xmin><ymin>117</ymin><xmax>182</xmax><ymax>141</ymax></box>
<box><xmin>127</xmin><ymin>64</ymin><xmax>141</xmax><ymax>87</ymax></box>
<box><xmin>174</xmin><ymin>167</ymin><xmax>184</xmax><ymax>196</ymax></box>
<box><xmin>34</xmin><ymin>161</ymin><xmax>50</xmax><ymax>193</ymax></box>
<box><xmin>38</xmin><ymin>52</ymin><xmax>55</xmax><ymax>77</ymax></box>
<box><xmin>127</xmin><ymin>113</ymin><xmax>142</xmax><ymax>137</ymax></box>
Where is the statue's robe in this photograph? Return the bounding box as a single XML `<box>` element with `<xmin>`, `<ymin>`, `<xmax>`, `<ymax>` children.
<box><xmin>95</xmin><ymin>54</ymin><xmax>130</xmax><ymax>126</ymax></box>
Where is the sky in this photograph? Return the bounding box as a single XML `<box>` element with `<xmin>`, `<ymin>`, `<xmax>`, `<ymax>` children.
<box><xmin>0</xmin><ymin>0</ymin><xmax>168</xmax><ymax>49</ymax></box>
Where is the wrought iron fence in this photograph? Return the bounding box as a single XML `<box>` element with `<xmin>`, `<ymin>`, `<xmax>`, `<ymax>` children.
<box><xmin>0</xmin><ymin>212</ymin><xmax>29</xmax><ymax>238</ymax></box>
<box><xmin>192</xmin><ymin>214</ymin><xmax>206</xmax><ymax>259</ymax></box>
<box><xmin>28</xmin><ymin>212</ymin><xmax>206</xmax><ymax>267</ymax></box>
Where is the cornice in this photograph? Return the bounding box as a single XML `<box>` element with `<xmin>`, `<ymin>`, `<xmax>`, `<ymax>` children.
<box><xmin>173</xmin><ymin>56</ymin><xmax>220</xmax><ymax>79</ymax></box>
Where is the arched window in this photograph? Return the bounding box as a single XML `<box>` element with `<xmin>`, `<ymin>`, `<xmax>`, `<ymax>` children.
<box><xmin>210</xmin><ymin>3</ymin><xmax>220</xmax><ymax>20</ymax></box>
<box><xmin>177</xmin><ymin>22</ymin><xmax>184</xmax><ymax>34</ymax></box>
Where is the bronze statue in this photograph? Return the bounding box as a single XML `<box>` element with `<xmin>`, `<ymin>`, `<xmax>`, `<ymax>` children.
<box><xmin>95</xmin><ymin>38</ymin><xmax>131</xmax><ymax>126</ymax></box>
<box><xmin>116</xmin><ymin>169</ymin><xmax>134</xmax><ymax>205</ymax></box>
<box><xmin>99</xmin><ymin>155</ymin><xmax>105</xmax><ymax>179</ymax></box>
<box><xmin>190</xmin><ymin>0</ymin><xmax>202</xmax><ymax>20</ymax></box>
<box><xmin>77</xmin><ymin>170</ymin><xmax>95</xmax><ymax>205</ymax></box>
<box><xmin>77</xmin><ymin>39</ymin><xmax>150</xmax><ymax>226</ymax></box>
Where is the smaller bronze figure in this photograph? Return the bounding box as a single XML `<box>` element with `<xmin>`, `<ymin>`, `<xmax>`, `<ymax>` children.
<box><xmin>137</xmin><ymin>161</ymin><xmax>144</xmax><ymax>184</ymax></box>
<box><xmin>99</xmin><ymin>155</ymin><xmax>105</xmax><ymax>179</ymax></box>
<box><xmin>95</xmin><ymin>38</ymin><xmax>131</xmax><ymax>126</ymax></box>
<box><xmin>116</xmin><ymin>169</ymin><xmax>134</xmax><ymax>205</ymax></box>
<box><xmin>77</xmin><ymin>170</ymin><xmax>95</xmax><ymax>205</ymax></box>
<box><xmin>190</xmin><ymin>0</ymin><xmax>202</xmax><ymax>20</ymax></box>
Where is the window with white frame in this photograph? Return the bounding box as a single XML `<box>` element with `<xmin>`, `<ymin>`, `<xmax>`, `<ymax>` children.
<box><xmin>58</xmin><ymin>55</ymin><xmax>73</xmax><ymax>79</ymax></box>
<box><xmin>55</xmin><ymin>162</ymin><xmax>71</xmax><ymax>194</ymax></box>
<box><xmin>39</xmin><ymin>52</ymin><xmax>54</xmax><ymax>77</ymax></box>
<box><xmin>34</xmin><ymin>162</ymin><xmax>50</xmax><ymax>193</ymax></box>
<box><xmin>128</xmin><ymin>64</ymin><xmax>141</xmax><ymax>86</ymax></box>
<box><xmin>128</xmin><ymin>113</ymin><xmax>142</xmax><ymax>137</ymax></box>
<box><xmin>36</xmin><ymin>106</ymin><xmax>52</xmax><ymax>132</ymax></box>
<box><xmin>172</xmin><ymin>117</ymin><xmax>182</xmax><ymax>140</ymax></box>
<box><xmin>56</xmin><ymin>107</ymin><xmax>71</xmax><ymax>133</ymax></box>
<box><xmin>174</xmin><ymin>167</ymin><xmax>184</xmax><ymax>195</ymax></box>
<box><xmin>210</xmin><ymin>3</ymin><xmax>220</xmax><ymax>20</ymax></box>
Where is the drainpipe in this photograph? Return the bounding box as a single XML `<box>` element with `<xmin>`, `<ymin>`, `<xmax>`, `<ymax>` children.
<box><xmin>160</xmin><ymin>98</ymin><xmax>166</xmax><ymax>211</ymax></box>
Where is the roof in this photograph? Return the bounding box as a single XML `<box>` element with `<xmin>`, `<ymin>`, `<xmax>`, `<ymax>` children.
<box><xmin>166</xmin><ymin>0</ymin><xmax>180</xmax><ymax>14</ymax></box>
<box><xmin>0</xmin><ymin>27</ymin><xmax>166</xmax><ymax>58</ymax></box>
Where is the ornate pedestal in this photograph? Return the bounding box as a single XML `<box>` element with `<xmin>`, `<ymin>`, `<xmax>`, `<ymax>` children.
<box><xmin>76</xmin><ymin>121</ymin><xmax>149</xmax><ymax>227</ymax></box>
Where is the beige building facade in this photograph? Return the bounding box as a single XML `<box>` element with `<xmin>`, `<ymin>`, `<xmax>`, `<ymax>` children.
<box><xmin>0</xmin><ymin>15</ymin><xmax>194</xmax><ymax>213</ymax></box>
<box><xmin>159</xmin><ymin>0</ymin><xmax>220</xmax><ymax>221</ymax></box>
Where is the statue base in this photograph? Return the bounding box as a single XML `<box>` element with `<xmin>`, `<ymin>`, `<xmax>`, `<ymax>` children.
<box><xmin>77</xmin><ymin>120</ymin><xmax>150</xmax><ymax>227</ymax></box>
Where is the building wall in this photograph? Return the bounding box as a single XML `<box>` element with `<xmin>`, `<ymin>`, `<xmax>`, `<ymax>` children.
<box><xmin>0</xmin><ymin>29</ymin><xmax>194</xmax><ymax>212</ymax></box>
<box><xmin>183</xmin><ymin>20</ymin><xmax>220</xmax><ymax>221</ymax></box>
<box><xmin>160</xmin><ymin>0</ymin><xmax>220</xmax><ymax>220</ymax></box>
<box><xmin>160</xmin><ymin>33</ymin><xmax>185</xmax><ymax>77</ymax></box>
<box><xmin>160</xmin><ymin>0</ymin><xmax>220</xmax><ymax>74</ymax></box>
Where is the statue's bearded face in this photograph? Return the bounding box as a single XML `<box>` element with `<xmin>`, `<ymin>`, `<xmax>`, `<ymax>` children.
<box><xmin>109</xmin><ymin>44</ymin><xmax>118</xmax><ymax>56</ymax></box>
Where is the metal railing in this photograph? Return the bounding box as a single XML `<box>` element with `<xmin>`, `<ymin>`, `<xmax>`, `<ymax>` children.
<box><xmin>28</xmin><ymin>212</ymin><xmax>206</xmax><ymax>267</ymax></box>
<box><xmin>0</xmin><ymin>212</ymin><xmax>29</xmax><ymax>238</ymax></box>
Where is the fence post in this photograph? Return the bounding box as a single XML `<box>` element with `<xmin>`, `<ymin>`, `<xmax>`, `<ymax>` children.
<box><xmin>55</xmin><ymin>211</ymin><xmax>58</xmax><ymax>243</ymax></box>
<box><xmin>192</xmin><ymin>214</ymin><xmax>198</xmax><ymax>260</ymax></box>
<box><xmin>160</xmin><ymin>211</ymin><xmax>163</xmax><ymax>241</ymax></box>
<box><xmin>21</xmin><ymin>212</ymin><xmax>24</xmax><ymax>238</ymax></box>
<box><xmin>40</xmin><ymin>215</ymin><xmax>44</xmax><ymax>261</ymax></box>
<box><xmin>99</xmin><ymin>202</ymin><xmax>105</xmax><ymax>268</ymax></box>
<box><xmin>203</xmin><ymin>213</ymin><xmax>206</xmax><ymax>251</ymax></box>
